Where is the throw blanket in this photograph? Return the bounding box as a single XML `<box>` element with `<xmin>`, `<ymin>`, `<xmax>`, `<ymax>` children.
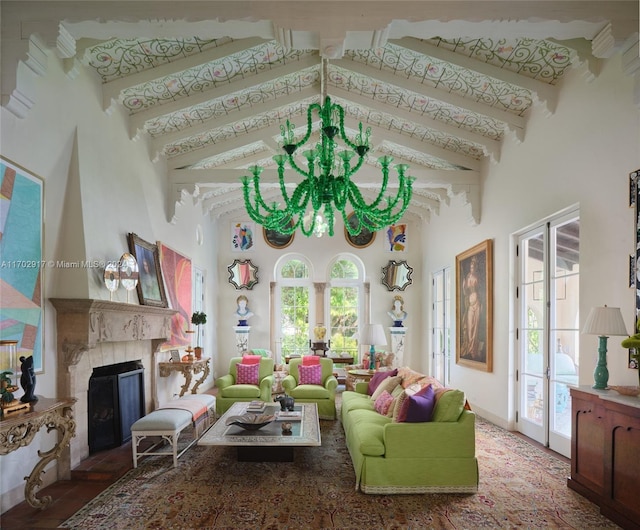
<box><xmin>159</xmin><ymin>398</ymin><xmax>207</xmax><ymax>422</ymax></box>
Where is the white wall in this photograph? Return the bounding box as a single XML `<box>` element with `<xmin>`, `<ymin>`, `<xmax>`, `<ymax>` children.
<box><xmin>422</xmin><ymin>55</ymin><xmax>640</xmax><ymax>427</ymax></box>
<box><xmin>0</xmin><ymin>47</ymin><xmax>218</xmax><ymax>511</ymax></box>
<box><xmin>215</xmin><ymin>216</ymin><xmax>423</xmax><ymax>372</ymax></box>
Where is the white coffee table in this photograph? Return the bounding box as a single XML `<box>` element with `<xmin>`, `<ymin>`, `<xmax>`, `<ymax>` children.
<box><xmin>198</xmin><ymin>401</ymin><xmax>320</xmax><ymax>461</ymax></box>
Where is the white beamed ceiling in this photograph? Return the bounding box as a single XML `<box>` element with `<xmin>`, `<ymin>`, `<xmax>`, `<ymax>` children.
<box><xmin>2</xmin><ymin>1</ymin><xmax>638</xmax><ymax>224</ymax></box>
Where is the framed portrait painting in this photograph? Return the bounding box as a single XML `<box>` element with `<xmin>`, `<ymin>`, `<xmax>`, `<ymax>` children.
<box><xmin>127</xmin><ymin>233</ymin><xmax>168</xmax><ymax>308</ymax></box>
<box><xmin>263</xmin><ymin>220</ymin><xmax>294</xmax><ymax>249</ymax></box>
<box><xmin>456</xmin><ymin>239</ymin><xmax>493</xmax><ymax>372</ymax></box>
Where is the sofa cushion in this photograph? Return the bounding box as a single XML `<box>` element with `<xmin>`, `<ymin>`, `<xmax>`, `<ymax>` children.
<box><xmin>288</xmin><ymin>385</ymin><xmax>329</xmax><ymax>399</ymax></box>
<box><xmin>370</xmin><ymin>375</ymin><xmax>402</xmax><ymax>401</ymax></box>
<box><xmin>373</xmin><ymin>390</ymin><xmax>395</xmax><ymax>415</ymax></box>
<box><xmin>403</xmin><ymin>384</ymin><xmax>436</xmax><ymax>423</ymax></box>
<box><xmin>341</xmin><ymin>391</ymin><xmax>375</xmax><ymax>414</ymax></box>
<box><xmin>236</xmin><ymin>363</ymin><xmax>259</xmax><ymax>384</ymax></box>
<box><xmin>302</xmin><ymin>355</ymin><xmax>321</xmax><ymax>366</ymax></box>
<box><xmin>386</xmin><ymin>384</ymin><xmax>406</xmax><ymax>418</ymax></box>
<box><xmin>241</xmin><ymin>354</ymin><xmax>262</xmax><ymax>365</ymax></box>
<box><xmin>367</xmin><ymin>368</ymin><xmax>398</xmax><ymax>395</ymax></box>
<box><xmin>299</xmin><ymin>363</ymin><xmax>322</xmax><ymax>384</ymax></box>
<box><xmin>432</xmin><ymin>389</ymin><xmax>466</xmax><ymax>422</ymax></box>
<box><xmin>220</xmin><ymin>384</ymin><xmax>261</xmax><ymax>398</ymax></box>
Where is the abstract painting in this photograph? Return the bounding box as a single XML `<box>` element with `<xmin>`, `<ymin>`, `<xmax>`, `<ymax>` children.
<box><xmin>0</xmin><ymin>157</ymin><xmax>43</xmax><ymax>373</ymax></box>
<box><xmin>159</xmin><ymin>243</ymin><xmax>192</xmax><ymax>349</ymax></box>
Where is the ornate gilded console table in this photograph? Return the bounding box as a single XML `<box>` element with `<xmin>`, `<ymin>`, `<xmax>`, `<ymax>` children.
<box><xmin>158</xmin><ymin>357</ymin><xmax>210</xmax><ymax>397</ymax></box>
<box><xmin>0</xmin><ymin>396</ymin><xmax>76</xmax><ymax>509</ymax></box>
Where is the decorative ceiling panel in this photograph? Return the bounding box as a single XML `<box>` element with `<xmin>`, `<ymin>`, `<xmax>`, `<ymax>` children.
<box><xmin>328</xmin><ymin>65</ymin><xmax>506</xmax><ymax>140</ymax></box>
<box><xmin>347</xmin><ymin>42</ymin><xmax>534</xmax><ymax>116</ymax></box>
<box><xmin>426</xmin><ymin>37</ymin><xmax>572</xmax><ymax>84</ymax></box>
<box><xmin>146</xmin><ymin>67</ymin><xmax>320</xmax><ymax>136</ymax></box>
<box><xmin>85</xmin><ymin>37</ymin><xmax>231</xmax><ymax>82</ymax></box>
<box><xmin>117</xmin><ymin>43</ymin><xmax>315</xmax><ymax>113</ymax></box>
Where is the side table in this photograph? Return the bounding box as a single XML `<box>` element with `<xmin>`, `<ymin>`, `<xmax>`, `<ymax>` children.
<box><xmin>346</xmin><ymin>369</ymin><xmax>375</xmax><ymax>391</ymax></box>
<box><xmin>158</xmin><ymin>357</ymin><xmax>210</xmax><ymax>397</ymax></box>
<box><xmin>0</xmin><ymin>396</ymin><xmax>77</xmax><ymax>509</ymax></box>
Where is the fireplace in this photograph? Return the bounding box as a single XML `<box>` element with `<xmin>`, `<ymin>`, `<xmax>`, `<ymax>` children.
<box><xmin>88</xmin><ymin>360</ymin><xmax>145</xmax><ymax>453</ymax></box>
<box><xmin>50</xmin><ymin>299</ymin><xmax>176</xmax><ymax>473</ymax></box>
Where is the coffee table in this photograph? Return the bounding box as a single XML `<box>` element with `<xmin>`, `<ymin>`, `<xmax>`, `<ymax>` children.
<box><xmin>198</xmin><ymin>402</ymin><xmax>320</xmax><ymax>462</ymax></box>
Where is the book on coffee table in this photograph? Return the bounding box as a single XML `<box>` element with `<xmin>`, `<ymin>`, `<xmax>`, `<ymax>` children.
<box><xmin>246</xmin><ymin>401</ymin><xmax>266</xmax><ymax>413</ymax></box>
<box><xmin>276</xmin><ymin>410</ymin><xmax>302</xmax><ymax>421</ymax></box>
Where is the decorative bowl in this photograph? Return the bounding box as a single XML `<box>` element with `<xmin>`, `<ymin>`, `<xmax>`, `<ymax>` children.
<box><xmin>225</xmin><ymin>413</ymin><xmax>275</xmax><ymax>430</ymax></box>
<box><xmin>609</xmin><ymin>385</ymin><xmax>640</xmax><ymax>397</ymax></box>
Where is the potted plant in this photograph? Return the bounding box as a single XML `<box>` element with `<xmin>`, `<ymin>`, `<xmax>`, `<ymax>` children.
<box><xmin>191</xmin><ymin>311</ymin><xmax>207</xmax><ymax>359</ymax></box>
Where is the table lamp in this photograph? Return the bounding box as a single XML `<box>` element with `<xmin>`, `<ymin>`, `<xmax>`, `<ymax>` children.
<box><xmin>583</xmin><ymin>305</ymin><xmax>628</xmax><ymax>389</ymax></box>
<box><xmin>361</xmin><ymin>324</ymin><xmax>387</xmax><ymax>371</ymax></box>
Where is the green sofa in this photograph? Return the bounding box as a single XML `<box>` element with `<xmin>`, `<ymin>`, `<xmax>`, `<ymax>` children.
<box><xmin>341</xmin><ymin>376</ymin><xmax>478</xmax><ymax>494</ymax></box>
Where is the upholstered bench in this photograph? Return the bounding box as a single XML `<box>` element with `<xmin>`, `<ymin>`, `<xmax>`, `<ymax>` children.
<box><xmin>131</xmin><ymin>394</ymin><xmax>216</xmax><ymax>468</ymax></box>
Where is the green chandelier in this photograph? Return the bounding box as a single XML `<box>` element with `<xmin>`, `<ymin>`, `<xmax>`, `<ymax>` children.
<box><xmin>241</xmin><ymin>96</ymin><xmax>414</xmax><ymax>237</ymax></box>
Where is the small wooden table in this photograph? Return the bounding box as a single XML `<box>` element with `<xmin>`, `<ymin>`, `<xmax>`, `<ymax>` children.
<box><xmin>0</xmin><ymin>396</ymin><xmax>76</xmax><ymax>509</ymax></box>
<box><xmin>158</xmin><ymin>357</ymin><xmax>210</xmax><ymax>397</ymax></box>
<box><xmin>346</xmin><ymin>369</ymin><xmax>375</xmax><ymax>391</ymax></box>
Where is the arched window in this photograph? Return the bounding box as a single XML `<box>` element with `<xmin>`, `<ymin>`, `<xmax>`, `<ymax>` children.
<box><xmin>275</xmin><ymin>255</ymin><xmax>313</xmax><ymax>358</ymax></box>
<box><xmin>327</xmin><ymin>256</ymin><xmax>365</xmax><ymax>359</ymax></box>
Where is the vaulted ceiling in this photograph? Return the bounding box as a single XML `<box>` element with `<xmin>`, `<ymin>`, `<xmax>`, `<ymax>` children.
<box><xmin>2</xmin><ymin>1</ymin><xmax>638</xmax><ymax>225</ymax></box>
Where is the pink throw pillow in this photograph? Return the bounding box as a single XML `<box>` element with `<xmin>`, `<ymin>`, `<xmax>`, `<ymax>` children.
<box><xmin>241</xmin><ymin>355</ymin><xmax>262</xmax><ymax>365</ymax></box>
<box><xmin>236</xmin><ymin>363</ymin><xmax>259</xmax><ymax>385</ymax></box>
<box><xmin>374</xmin><ymin>390</ymin><xmax>395</xmax><ymax>416</ymax></box>
<box><xmin>367</xmin><ymin>368</ymin><xmax>398</xmax><ymax>395</ymax></box>
<box><xmin>298</xmin><ymin>363</ymin><xmax>322</xmax><ymax>385</ymax></box>
<box><xmin>302</xmin><ymin>355</ymin><xmax>321</xmax><ymax>366</ymax></box>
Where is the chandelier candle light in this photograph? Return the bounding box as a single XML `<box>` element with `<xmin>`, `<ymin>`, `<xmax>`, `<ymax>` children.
<box><xmin>583</xmin><ymin>305</ymin><xmax>628</xmax><ymax>389</ymax></box>
<box><xmin>361</xmin><ymin>324</ymin><xmax>387</xmax><ymax>371</ymax></box>
<box><xmin>241</xmin><ymin>79</ymin><xmax>414</xmax><ymax>237</ymax></box>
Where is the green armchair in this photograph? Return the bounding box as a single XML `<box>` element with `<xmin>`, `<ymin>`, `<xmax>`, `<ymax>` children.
<box><xmin>215</xmin><ymin>356</ymin><xmax>274</xmax><ymax>415</ymax></box>
<box><xmin>282</xmin><ymin>357</ymin><xmax>337</xmax><ymax>420</ymax></box>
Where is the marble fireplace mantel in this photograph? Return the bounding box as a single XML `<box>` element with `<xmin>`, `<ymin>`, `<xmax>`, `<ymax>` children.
<box><xmin>50</xmin><ymin>298</ymin><xmax>176</xmax><ymax>367</ymax></box>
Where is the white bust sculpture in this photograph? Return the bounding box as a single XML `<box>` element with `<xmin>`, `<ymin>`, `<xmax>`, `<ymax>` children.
<box><xmin>387</xmin><ymin>295</ymin><xmax>407</xmax><ymax>326</ymax></box>
<box><xmin>234</xmin><ymin>295</ymin><xmax>254</xmax><ymax>325</ymax></box>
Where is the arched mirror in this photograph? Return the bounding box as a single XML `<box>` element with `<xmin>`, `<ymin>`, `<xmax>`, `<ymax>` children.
<box><xmin>228</xmin><ymin>259</ymin><xmax>259</xmax><ymax>290</ymax></box>
<box><xmin>381</xmin><ymin>260</ymin><xmax>413</xmax><ymax>291</ymax></box>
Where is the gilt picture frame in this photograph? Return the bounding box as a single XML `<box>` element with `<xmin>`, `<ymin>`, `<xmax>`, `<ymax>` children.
<box><xmin>456</xmin><ymin>239</ymin><xmax>493</xmax><ymax>372</ymax></box>
<box><xmin>263</xmin><ymin>221</ymin><xmax>295</xmax><ymax>249</ymax></box>
<box><xmin>344</xmin><ymin>212</ymin><xmax>376</xmax><ymax>248</ymax></box>
<box><xmin>127</xmin><ymin>233</ymin><xmax>168</xmax><ymax>308</ymax></box>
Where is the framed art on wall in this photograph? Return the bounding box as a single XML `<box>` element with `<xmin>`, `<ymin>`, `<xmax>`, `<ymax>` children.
<box><xmin>385</xmin><ymin>223</ymin><xmax>407</xmax><ymax>252</ymax></box>
<box><xmin>159</xmin><ymin>242</ymin><xmax>192</xmax><ymax>348</ymax></box>
<box><xmin>0</xmin><ymin>157</ymin><xmax>44</xmax><ymax>373</ymax></box>
<box><xmin>456</xmin><ymin>239</ymin><xmax>493</xmax><ymax>372</ymax></box>
<box><xmin>263</xmin><ymin>222</ymin><xmax>294</xmax><ymax>249</ymax></box>
<box><xmin>232</xmin><ymin>222</ymin><xmax>255</xmax><ymax>251</ymax></box>
<box><xmin>344</xmin><ymin>212</ymin><xmax>376</xmax><ymax>248</ymax></box>
<box><xmin>127</xmin><ymin>233</ymin><xmax>168</xmax><ymax>307</ymax></box>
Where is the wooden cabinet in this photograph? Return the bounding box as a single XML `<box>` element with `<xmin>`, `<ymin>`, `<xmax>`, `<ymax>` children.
<box><xmin>568</xmin><ymin>387</ymin><xmax>640</xmax><ymax>530</ymax></box>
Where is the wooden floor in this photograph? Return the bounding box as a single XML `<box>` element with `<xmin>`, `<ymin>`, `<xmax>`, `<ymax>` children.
<box><xmin>0</xmin><ymin>441</ymin><xmax>135</xmax><ymax>530</ymax></box>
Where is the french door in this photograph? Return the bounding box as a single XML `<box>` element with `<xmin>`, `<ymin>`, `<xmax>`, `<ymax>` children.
<box><xmin>432</xmin><ymin>268</ymin><xmax>452</xmax><ymax>385</ymax></box>
<box><xmin>516</xmin><ymin>210</ymin><xmax>580</xmax><ymax>458</ymax></box>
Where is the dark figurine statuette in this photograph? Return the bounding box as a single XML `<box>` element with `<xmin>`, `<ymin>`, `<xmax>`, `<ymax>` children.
<box><xmin>20</xmin><ymin>355</ymin><xmax>38</xmax><ymax>403</ymax></box>
<box><xmin>274</xmin><ymin>394</ymin><xmax>295</xmax><ymax>411</ymax></box>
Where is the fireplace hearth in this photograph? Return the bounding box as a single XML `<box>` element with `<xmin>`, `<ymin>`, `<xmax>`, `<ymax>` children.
<box><xmin>88</xmin><ymin>360</ymin><xmax>145</xmax><ymax>453</ymax></box>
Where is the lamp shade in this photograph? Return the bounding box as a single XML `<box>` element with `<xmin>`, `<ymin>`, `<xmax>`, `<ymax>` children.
<box><xmin>361</xmin><ymin>324</ymin><xmax>387</xmax><ymax>346</ymax></box>
<box><xmin>583</xmin><ymin>305</ymin><xmax>628</xmax><ymax>336</ymax></box>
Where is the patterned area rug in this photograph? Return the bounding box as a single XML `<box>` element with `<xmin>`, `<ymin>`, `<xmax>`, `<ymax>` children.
<box><xmin>61</xmin><ymin>414</ymin><xmax>619</xmax><ymax>529</ymax></box>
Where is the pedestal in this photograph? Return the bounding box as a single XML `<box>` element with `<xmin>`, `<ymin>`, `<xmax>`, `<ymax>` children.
<box><xmin>234</xmin><ymin>326</ymin><xmax>251</xmax><ymax>354</ymax></box>
<box><xmin>389</xmin><ymin>327</ymin><xmax>407</xmax><ymax>367</ymax></box>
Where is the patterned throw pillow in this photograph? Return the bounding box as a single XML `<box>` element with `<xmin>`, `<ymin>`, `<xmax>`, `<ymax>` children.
<box><xmin>299</xmin><ymin>363</ymin><xmax>322</xmax><ymax>385</ymax></box>
<box><xmin>236</xmin><ymin>363</ymin><xmax>259</xmax><ymax>385</ymax></box>
<box><xmin>374</xmin><ymin>390</ymin><xmax>395</xmax><ymax>415</ymax></box>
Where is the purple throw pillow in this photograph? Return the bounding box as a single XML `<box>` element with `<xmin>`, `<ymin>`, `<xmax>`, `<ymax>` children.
<box><xmin>404</xmin><ymin>384</ymin><xmax>436</xmax><ymax>423</ymax></box>
<box><xmin>367</xmin><ymin>368</ymin><xmax>398</xmax><ymax>395</ymax></box>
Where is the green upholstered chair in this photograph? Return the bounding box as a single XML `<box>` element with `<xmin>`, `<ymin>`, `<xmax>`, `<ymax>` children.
<box><xmin>215</xmin><ymin>356</ymin><xmax>274</xmax><ymax>415</ymax></box>
<box><xmin>281</xmin><ymin>357</ymin><xmax>338</xmax><ymax>420</ymax></box>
